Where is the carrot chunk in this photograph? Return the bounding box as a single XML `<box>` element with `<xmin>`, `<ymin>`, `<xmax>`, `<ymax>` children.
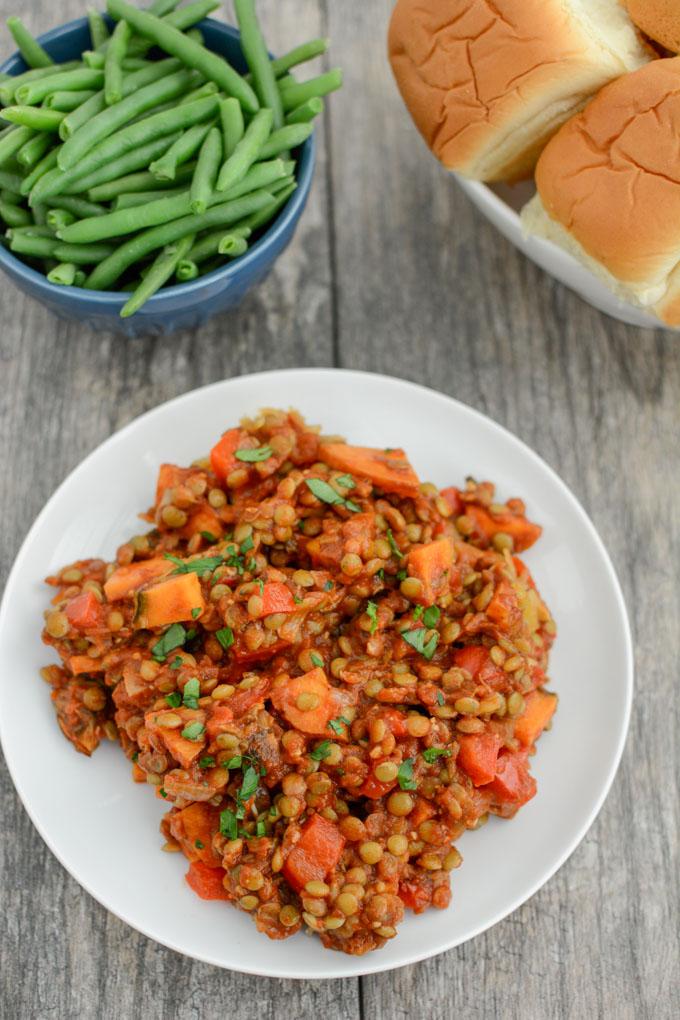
<box><xmin>466</xmin><ymin>503</ymin><xmax>542</xmax><ymax>552</ymax></box>
<box><xmin>64</xmin><ymin>590</ymin><xmax>104</xmax><ymax>630</ymax></box>
<box><xmin>270</xmin><ymin>667</ymin><xmax>333</xmax><ymax>735</ymax></box>
<box><xmin>146</xmin><ymin>708</ymin><xmax>206</xmax><ymax>768</ymax></box>
<box><xmin>155</xmin><ymin>463</ymin><xmax>192</xmax><ymax>505</ymax></box>
<box><xmin>513</xmin><ymin>690</ymin><xmax>557</xmax><ymax>748</ymax></box>
<box><xmin>487</xmin><ymin>751</ymin><xmax>536</xmax><ymax>806</ymax></box>
<box><xmin>185</xmin><ymin>860</ymin><xmax>230</xmax><ymax>901</ymax></box>
<box><xmin>171</xmin><ymin>803</ymin><xmax>221</xmax><ymax>865</ymax></box>
<box><xmin>457</xmin><ymin>732</ymin><xmax>501</xmax><ymax>786</ymax></box>
<box><xmin>486</xmin><ymin>580</ymin><xmax>522</xmax><ymax>633</ymax></box>
<box><xmin>134</xmin><ymin>573</ymin><xmax>205</xmax><ymax>629</ymax></box>
<box><xmin>318</xmin><ymin>443</ymin><xmax>420</xmax><ymax>498</ymax></box>
<box><xmin>180</xmin><ymin>507</ymin><xmax>224</xmax><ymax>542</ymax></box>
<box><xmin>103</xmin><ymin>558</ymin><xmax>172</xmax><ymax>601</ymax></box>
<box><xmin>282</xmin><ymin>814</ymin><xmax>345</xmax><ymax>892</ymax></box>
<box><xmin>209</xmin><ymin>428</ymin><xmax>245</xmax><ymax>482</ymax></box>
<box><xmin>407</xmin><ymin>537</ymin><xmax>454</xmax><ymax>604</ymax></box>
<box><xmin>68</xmin><ymin>655</ymin><xmax>104</xmax><ymax>676</ymax></box>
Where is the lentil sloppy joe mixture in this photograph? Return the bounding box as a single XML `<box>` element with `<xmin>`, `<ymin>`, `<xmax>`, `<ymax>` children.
<box><xmin>40</xmin><ymin>408</ymin><xmax>558</xmax><ymax>955</ymax></box>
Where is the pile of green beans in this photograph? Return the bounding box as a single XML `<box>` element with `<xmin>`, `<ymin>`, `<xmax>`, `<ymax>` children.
<box><xmin>0</xmin><ymin>1</ymin><xmax>341</xmax><ymax>317</ymax></box>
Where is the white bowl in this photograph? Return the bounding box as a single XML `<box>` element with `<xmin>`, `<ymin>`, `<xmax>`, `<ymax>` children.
<box><xmin>0</xmin><ymin>369</ymin><xmax>633</xmax><ymax>978</ymax></box>
<box><xmin>457</xmin><ymin>177</ymin><xmax>671</xmax><ymax>330</ymax></box>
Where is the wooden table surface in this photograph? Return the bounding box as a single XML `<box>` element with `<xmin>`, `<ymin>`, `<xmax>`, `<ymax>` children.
<box><xmin>1</xmin><ymin>2</ymin><xmax>678</xmax><ymax>1017</ymax></box>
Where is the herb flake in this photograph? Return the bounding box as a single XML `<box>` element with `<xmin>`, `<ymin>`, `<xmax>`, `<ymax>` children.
<box><xmin>422</xmin><ymin>747</ymin><xmax>452</xmax><ymax>764</ymax></box>
<box><xmin>329</xmin><ymin>715</ymin><xmax>350</xmax><ymax>736</ymax></box>
<box><xmin>305</xmin><ymin>477</ymin><xmax>359</xmax><ymax>513</ymax></box>
<box><xmin>310</xmin><ymin>652</ymin><xmax>324</xmax><ymax>668</ymax></box>
<box><xmin>234</xmin><ymin>445</ymin><xmax>273</xmax><ymax>463</ymax></box>
<box><xmin>180</xmin><ymin>720</ymin><xmax>205</xmax><ymax>741</ymax></box>
<box><xmin>215</xmin><ymin>626</ymin><xmax>234</xmax><ymax>651</ymax></box>
<box><xmin>182</xmin><ymin>677</ymin><xmax>200</xmax><ymax>709</ymax></box>
<box><xmin>366</xmin><ymin>600</ymin><xmax>379</xmax><ymax>635</ymax></box>
<box><xmin>386</xmin><ymin>528</ymin><xmax>404</xmax><ymax>559</ymax></box>
<box><xmin>397</xmin><ymin>758</ymin><xmax>417</xmax><ymax>791</ymax></box>
<box><xmin>219</xmin><ymin>808</ymin><xmax>238</xmax><ymax>840</ymax></box>
<box><xmin>310</xmin><ymin>740</ymin><xmax>332</xmax><ymax>761</ymax></box>
<box><xmin>152</xmin><ymin>623</ymin><xmax>186</xmax><ymax>663</ymax></box>
<box><xmin>402</xmin><ymin>628</ymin><xmax>439</xmax><ymax>661</ymax></box>
<box><xmin>164</xmin><ymin>552</ymin><xmax>224</xmax><ymax>577</ymax></box>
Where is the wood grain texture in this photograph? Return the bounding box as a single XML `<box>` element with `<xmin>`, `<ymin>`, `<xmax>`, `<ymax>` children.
<box><xmin>0</xmin><ymin>1</ymin><xmax>678</xmax><ymax>1018</ymax></box>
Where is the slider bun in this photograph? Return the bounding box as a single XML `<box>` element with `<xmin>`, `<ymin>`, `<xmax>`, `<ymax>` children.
<box><xmin>388</xmin><ymin>0</ymin><xmax>650</xmax><ymax>182</ymax></box>
<box><xmin>526</xmin><ymin>58</ymin><xmax>680</xmax><ymax>326</ymax></box>
<box><xmin>626</xmin><ymin>0</ymin><xmax>680</xmax><ymax>52</ymax></box>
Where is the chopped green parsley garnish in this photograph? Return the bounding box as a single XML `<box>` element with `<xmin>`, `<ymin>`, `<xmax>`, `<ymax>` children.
<box><xmin>329</xmin><ymin>715</ymin><xmax>350</xmax><ymax>736</ymax></box>
<box><xmin>436</xmin><ymin>690</ymin><xmax>445</xmax><ymax>706</ymax></box>
<box><xmin>198</xmin><ymin>755</ymin><xmax>215</xmax><ymax>769</ymax></box>
<box><xmin>152</xmin><ymin>623</ymin><xmax>186</xmax><ymax>662</ymax></box>
<box><xmin>396</xmin><ymin>569</ymin><xmax>407</xmax><ymax>581</ymax></box>
<box><xmin>397</xmin><ymin>758</ymin><xmax>417</xmax><ymax>790</ymax></box>
<box><xmin>164</xmin><ymin>691</ymin><xmax>182</xmax><ymax>708</ymax></box>
<box><xmin>310</xmin><ymin>740</ymin><xmax>332</xmax><ymax>761</ymax></box>
<box><xmin>169</xmin><ymin>655</ymin><xmax>183</xmax><ymax>670</ymax></box>
<box><xmin>164</xmin><ymin>552</ymin><xmax>224</xmax><ymax>576</ymax></box>
<box><xmin>160</xmin><ymin>788</ymin><xmax>167</xmax><ymax>798</ymax></box>
<box><xmin>194</xmin><ymin>839</ymin><xmax>204</xmax><ymax>850</ymax></box>
<box><xmin>219</xmin><ymin>808</ymin><xmax>238</xmax><ymax>840</ymax></box>
<box><xmin>200</xmin><ymin>530</ymin><xmax>218</xmax><ymax>544</ymax></box>
<box><xmin>256</xmin><ymin>819</ymin><xmax>266</xmax><ymax>836</ymax></box>
<box><xmin>234</xmin><ymin>445</ymin><xmax>273</xmax><ymax>463</ymax></box>
<box><xmin>180</xmin><ymin>721</ymin><xmax>205</xmax><ymax>741</ymax></box>
<box><xmin>237</xmin><ymin>764</ymin><xmax>259</xmax><ymax>805</ymax></box>
<box><xmin>225</xmin><ymin>756</ymin><xmax>242</xmax><ymax>769</ymax></box>
<box><xmin>386</xmin><ymin>528</ymin><xmax>404</xmax><ymax>559</ymax></box>
<box><xmin>324</xmin><ymin>580</ymin><xmax>333</xmax><ymax>591</ymax></box>
<box><xmin>413</xmin><ymin>605</ymin><xmax>423</xmax><ymax>621</ymax></box>
<box><xmin>191</xmin><ymin>607</ymin><xmax>202</xmax><ymax>619</ymax></box>
<box><xmin>422</xmin><ymin>605</ymin><xmax>441</xmax><ymax>629</ymax></box>
<box><xmin>334</xmin><ymin>473</ymin><xmax>355</xmax><ymax>489</ymax></box>
<box><xmin>182</xmin><ymin>677</ymin><xmax>200</xmax><ymax>709</ymax></box>
<box><xmin>240</xmin><ymin>534</ymin><xmax>254</xmax><ymax>554</ymax></box>
<box><xmin>310</xmin><ymin>652</ymin><xmax>324</xmax><ymax>668</ymax></box>
<box><xmin>215</xmin><ymin>627</ymin><xmax>234</xmax><ymax>651</ymax></box>
<box><xmin>402</xmin><ymin>628</ymin><xmax>439</xmax><ymax>660</ymax></box>
<box><xmin>366</xmin><ymin>600</ymin><xmax>379</xmax><ymax>635</ymax></box>
<box><xmin>305</xmin><ymin>477</ymin><xmax>360</xmax><ymax>513</ymax></box>
<box><xmin>422</xmin><ymin>747</ymin><xmax>452</xmax><ymax>764</ymax></box>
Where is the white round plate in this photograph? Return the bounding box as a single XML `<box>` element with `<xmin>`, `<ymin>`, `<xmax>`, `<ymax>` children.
<box><xmin>0</xmin><ymin>369</ymin><xmax>632</xmax><ymax>979</ymax></box>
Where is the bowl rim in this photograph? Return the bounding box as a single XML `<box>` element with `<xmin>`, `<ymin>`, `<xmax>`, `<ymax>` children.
<box><xmin>0</xmin><ymin>15</ymin><xmax>317</xmax><ymax>308</ymax></box>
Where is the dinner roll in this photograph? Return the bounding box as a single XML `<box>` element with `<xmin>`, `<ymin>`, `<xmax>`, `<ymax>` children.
<box><xmin>387</xmin><ymin>0</ymin><xmax>651</xmax><ymax>182</ymax></box>
<box><xmin>625</xmin><ymin>0</ymin><xmax>680</xmax><ymax>52</ymax></box>
<box><xmin>522</xmin><ymin>58</ymin><xmax>680</xmax><ymax>326</ymax></box>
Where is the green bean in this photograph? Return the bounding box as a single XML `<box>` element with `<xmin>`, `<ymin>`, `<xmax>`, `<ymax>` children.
<box><xmin>6</xmin><ymin>223</ymin><xmax>53</xmax><ymax>239</ymax></box>
<box><xmin>8</xmin><ymin>231</ymin><xmax>57</xmax><ymax>258</ymax></box>
<box><xmin>20</xmin><ymin>147</ymin><xmax>59</xmax><ymax>196</ymax></box>
<box><xmin>216</xmin><ymin>107</ymin><xmax>272</xmax><ymax>192</ymax></box>
<box><xmin>47</xmin><ymin>208</ymin><xmax>76</xmax><ymax>231</ymax></box>
<box><xmin>54</xmin><ymin>241</ymin><xmax>116</xmax><ymax>263</ymax></box>
<box><xmin>238</xmin><ymin>181</ymin><xmax>296</xmax><ymax>232</ymax></box>
<box><xmin>121</xmin><ymin>232</ymin><xmax>194</xmax><ymax>316</ymax></box>
<box><xmin>217</xmin><ymin>233</ymin><xmax>248</xmax><ymax>257</ymax></box>
<box><xmin>176</xmin><ymin>258</ymin><xmax>198</xmax><ymax>281</ymax></box>
<box><xmin>2</xmin><ymin>107</ymin><xmax>65</xmax><ymax>132</ymax></box>
<box><xmin>0</xmin><ymin>63</ymin><xmax>79</xmax><ymax>106</ymax></box>
<box><xmin>16</xmin><ymin>131</ymin><xmax>51</xmax><ymax>168</ymax></box>
<box><xmin>48</xmin><ymin>194</ymin><xmax>108</xmax><ymax>218</ymax></box>
<box><xmin>86</xmin><ymin>188</ymin><xmax>273</xmax><ymax>289</ymax></box>
<box><xmin>16</xmin><ymin>68</ymin><xmax>104</xmax><ymax>106</ymax></box>
<box><xmin>59</xmin><ymin>189</ymin><xmax>192</xmax><ymax>242</ymax></box>
<box><xmin>0</xmin><ymin>168</ymin><xmax>23</xmax><ymax>192</ymax></box>
<box><xmin>285</xmin><ymin>96</ymin><xmax>323</xmax><ymax>125</ymax></box>
<box><xmin>125</xmin><ymin>0</ymin><xmax>220</xmax><ymax>59</ymax></box>
<box><xmin>88</xmin><ymin>158</ymin><xmax>193</xmax><ymax>200</ymax></box>
<box><xmin>83</xmin><ymin>50</ymin><xmax>148</xmax><ymax>70</ymax></box>
<box><xmin>190</xmin><ymin>126</ymin><xmax>221</xmax><ymax>214</ymax></box>
<box><xmin>68</xmin><ymin>133</ymin><xmax>183</xmax><ymax>195</ymax></box>
<box><xmin>186</xmin><ymin>223</ymin><xmax>250</xmax><ymax>264</ymax></box>
<box><xmin>45</xmin><ymin>89</ymin><xmax>98</xmax><ymax>112</ymax></box>
<box><xmin>0</xmin><ymin>187</ymin><xmax>22</xmax><ymax>204</ymax></box>
<box><xmin>257</xmin><ymin>123</ymin><xmax>312</xmax><ymax>160</ymax></box>
<box><xmin>217</xmin><ymin>157</ymin><xmax>288</xmax><ymax>201</ymax></box>
<box><xmin>114</xmin><ymin>187</ymin><xmax>186</xmax><ymax>210</ymax></box>
<box><xmin>270</xmin><ymin>39</ymin><xmax>329</xmax><ymax>79</ymax></box>
<box><xmin>219</xmin><ymin>97</ymin><xmax>243</xmax><ymax>159</ymax></box>
<box><xmin>7</xmin><ymin>231</ymin><xmax>112</xmax><ymax>265</ymax></box>
<box><xmin>31</xmin><ymin>203</ymin><xmax>47</xmax><ymax>226</ymax></box>
<box><xmin>7</xmin><ymin>16</ymin><xmax>54</xmax><ymax>69</ymax></box>
<box><xmin>58</xmin><ymin>68</ymin><xmax>195</xmax><ymax>169</ymax></box>
<box><xmin>179</xmin><ymin>81</ymin><xmax>219</xmax><ymax>106</ymax></box>
<box><xmin>0</xmin><ymin>198</ymin><xmax>31</xmax><ymax>227</ymax></box>
<box><xmin>47</xmin><ymin>261</ymin><xmax>78</xmax><ymax>285</ymax></box>
<box><xmin>88</xmin><ymin>9</ymin><xmax>110</xmax><ymax>49</ymax></box>
<box><xmin>234</xmin><ymin>0</ymin><xmax>283</xmax><ymax>129</ymax></box>
<box><xmin>268</xmin><ymin>173</ymin><xmax>296</xmax><ymax>195</ymax></box>
<box><xmin>150</xmin><ymin>122</ymin><xmax>211</xmax><ymax>180</ymax></box>
<box><xmin>0</xmin><ymin>125</ymin><xmax>35</xmax><ymax>167</ymax></box>
<box><xmin>59</xmin><ymin>57</ymin><xmax>182</xmax><ymax>140</ymax></box>
<box><xmin>278</xmin><ymin>69</ymin><xmax>343</xmax><ymax>112</ymax></box>
<box><xmin>104</xmin><ymin>19</ymin><xmax>130</xmax><ymax>105</ymax></box>
<box><xmin>149</xmin><ymin>0</ymin><xmax>182</xmax><ymax>15</ymax></box>
<box><xmin>106</xmin><ymin>0</ymin><xmax>259</xmax><ymax>113</ymax></box>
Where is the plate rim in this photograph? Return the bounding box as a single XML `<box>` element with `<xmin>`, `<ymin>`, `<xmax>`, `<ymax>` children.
<box><xmin>0</xmin><ymin>367</ymin><xmax>634</xmax><ymax>979</ymax></box>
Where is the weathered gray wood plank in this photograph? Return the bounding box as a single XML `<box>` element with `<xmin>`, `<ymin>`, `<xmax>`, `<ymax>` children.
<box><xmin>0</xmin><ymin>2</ymin><xmax>355</xmax><ymax>1018</ymax></box>
<box><xmin>326</xmin><ymin>2</ymin><xmax>680</xmax><ymax>1019</ymax></box>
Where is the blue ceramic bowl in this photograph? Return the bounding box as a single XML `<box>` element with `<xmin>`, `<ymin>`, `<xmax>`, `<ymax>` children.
<box><xmin>0</xmin><ymin>17</ymin><xmax>316</xmax><ymax>337</ymax></box>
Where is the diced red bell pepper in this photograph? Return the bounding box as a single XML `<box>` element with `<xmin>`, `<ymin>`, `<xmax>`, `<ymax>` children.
<box><xmin>377</xmin><ymin>707</ymin><xmax>409</xmax><ymax>739</ymax></box>
<box><xmin>453</xmin><ymin>645</ymin><xmax>506</xmax><ymax>689</ymax></box>
<box><xmin>227</xmin><ymin>675</ymin><xmax>271</xmax><ymax>718</ymax></box>
<box><xmin>457</xmin><ymin>731</ymin><xmax>501</xmax><ymax>786</ymax></box>
<box><xmin>359</xmin><ymin>760</ymin><xmax>397</xmax><ymax>800</ymax></box>
<box><xmin>487</xmin><ymin>751</ymin><xmax>536</xmax><ymax>806</ymax></box>
<box><xmin>398</xmin><ymin>879</ymin><xmax>431</xmax><ymax>913</ymax></box>
<box><xmin>440</xmin><ymin>486</ymin><xmax>464</xmax><ymax>516</ymax></box>
<box><xmin>282</xmin><ymin>814</ymin><xmax>345</xmax><ymax>892</ymax></box>
<box><xmin>185</xmin><ymin>861</ymin><xmax>230</xmax><ymax>901</ymax></box>
<box><xmin>260</xmin><ymin>581</ymin><xmax>296</xmax><ymax>615</ymax></box>
<box><xmin>64</xmin><ymin>590</ymin><xmax>104</xmax><ymax>630</ymax></box>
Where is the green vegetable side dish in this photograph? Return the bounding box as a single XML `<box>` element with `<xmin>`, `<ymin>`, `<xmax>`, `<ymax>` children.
<box><xmin>0</xmin><ymin>0</ymin><xmax>342</xmax><ymax>315</ymax></box>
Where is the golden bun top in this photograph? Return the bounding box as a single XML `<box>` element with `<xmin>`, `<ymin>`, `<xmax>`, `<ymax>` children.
<box><xmin>626</xmin><ymin>0</ymin><xmax>680</xmax><ymax>51</ymax></box>
<box><xmin>535</xmin><ymin>58</ymin><xmax>680</xmax><ymax>285</ymax></box>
